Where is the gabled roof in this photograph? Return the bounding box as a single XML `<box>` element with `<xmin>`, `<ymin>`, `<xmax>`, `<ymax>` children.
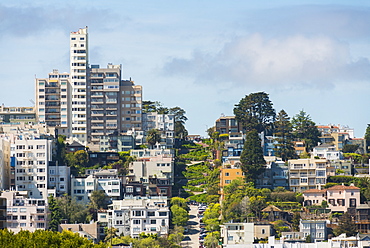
<box><xmin>303</xmin><ymin>189</ymin><xmax>326</xmax><ymax>194</ymax></box>
<box><xmin>327</xmin><ymin>185</ymin><xmax>360</xmax><ymax>190</ymax></box>
<box><xmin>262</xmin><ymin>205</ymin><xmax>283</xmax><ymax>212</ymax></box>
<box><xmin>68</xmin><ymin>141</ymin><xmax>85</xmax><ymax>147</ymax></box>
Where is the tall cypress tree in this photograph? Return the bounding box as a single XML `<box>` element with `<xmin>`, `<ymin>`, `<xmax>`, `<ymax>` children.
<box><xmin>274</xmin><ymin>110</ymin><xmax>297</xmax><ymax>161</ymax></box>
<box><xmin>240</xmin><ymin>130</ymin><xmax>266</xmax><ymax>182</ymax></box>
<box><xmin>291</xmin><ymin>110</ymin><xmax>321</xmax><ymax>152</ymax></box>
<box><xmin>48</xmin><ymin>195</ymin><xmax>61</xmax><ymax>231</ymax></box>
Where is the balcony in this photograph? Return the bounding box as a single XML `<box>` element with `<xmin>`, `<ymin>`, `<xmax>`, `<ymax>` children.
<box><xmin>91</xmin><ymin>132</ymin><xmax>104</xmax><ymax>136</ymax></box>
<box><xmin>91</xmin><ymin>119</ymin><xmax>104</xmax><ymax>123</ymax></box>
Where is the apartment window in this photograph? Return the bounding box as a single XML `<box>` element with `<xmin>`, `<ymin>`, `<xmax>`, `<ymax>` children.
<box><xmin>225</xmin><ymin>180</ymin><xmax>231</xmax><ymax>184</ymax></box>
<box><xmin>159</xmin><ymin>212</ymin><xmax>167</xmax><ymax>216</ymax></box>
<box><xmin>133</xmin><ymin>220</ymin><xmax>140</xmax><ymax>224</ymax></box>
<box><xmin>148</xmin><ymin>212</ymin><xmax>155</xmax><ymax>217</ymax></box>
<box><xmin>134</xmin><ymin>211</ymin><xmax>142</xmax><ymax>216</ymax></box>
<box><xmin>150</xmin><ymin>227</ymin><xmax>156</xmax><ymax>231</ymax></box>
<box><xmin>116</xmin><ymin>220</ymin><xmax>123</xmax><ymax>225</ymax></box>
<box><xmin>150</xmin><ymin>220</ymin><xmax>156</xmax><ymax>224</ymax></box>
<box><xmin>20</xmin><ymin>215</ymin><xmax>26</xmax><ymax>220</ymax></box>
<box><xmin>37</xmin><ymin>223</ymin><xmax>45</xmax><ymax>228</ymax></box>
<box><xmin>225</xmin><ymin>173</ymin><xmax>230</xmax><ymax>176</ymax></box>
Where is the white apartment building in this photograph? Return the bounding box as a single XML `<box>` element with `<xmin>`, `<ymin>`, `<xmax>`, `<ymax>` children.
<box><xmin>107</xmin><ymin>196</ymin><xmax>170</xmax><ymax>238</ymax></box>
<box><xmin>128</xmin><ymin>149</ymin><xmax>174</xmax><ymax>185</ymax></box>
<box><xmin>70</xmin><ymin>27</ymin><xmax>88</xmax><ymax>143</ymax></box>
<box><xmin>0</xmin><ymin>138</ymin><xmax>11</xmax><ymax>190</ymax></box>
<box><xmin>2</xmin><ymin>191</ymin><xmax>49</xmax><ymax>233</ymax></box>
<box><xmin>288</xmin><ymin>158</ymin><xmax>329</xmax><ymax>192</ymax></box>
<box><xmin>48</xmin><ymin>163</ymin><xmax>70</xmax><ymax>196</ymax></box>
<box><xmin>313</xmin><ymin>144</ymin><xmax>342</xmax><ymax>160</ymax></box>
<box><xmin>71</xmin><ymin>169</ymin><xmax>122</xmax><ymax>203</ymax></box>
<box><xmin>11</xmin><ymin>139</ymin><xmax>53</xmax><ymax>199</ymax></box>
<box><xmin>142</xmin><ymin>112</ymin><xmax>175</xmax><ymax>149</ymax></box>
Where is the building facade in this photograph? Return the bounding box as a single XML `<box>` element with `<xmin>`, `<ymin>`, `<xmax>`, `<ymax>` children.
<box><xmin>107</xmin><ymin>197</ymin><xmax>170</xmax><ymax>238</ymax></box>
<box><xmin>70</xmin><ymin>27</ymin><xmax>89</xmax><ymax>143</ymax></box>
<box><xmin>35</xmin><ymin>69</ymin><xmax>70</xmax><ymax>130</ymax></box>
<box><xmin>88</xmin><ymin>64</ymin><xmax>122</xmax><ymax>145</ymax></box>
<box><xmin>12</xmin><ymin>139</ymin><xmax>53</xmax><ymax>199</ymax></box>
<box><xmin>288</xmin><ymin>158</ymin><xmax>329</xmax><ymax>192</ymax></box>
<box><xmin>2</xmin><ymin>191</ymin><xmax>49</xmax><ymax>233</ymax></box>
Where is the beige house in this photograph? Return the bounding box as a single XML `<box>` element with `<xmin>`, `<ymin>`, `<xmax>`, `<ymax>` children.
<box><xmin>327</xmin><ymin>184</ymin><xmax>360</xmax><ymax>212</ymax></box>
<box><xmin>302</xmin><ymin>184</ymin><xmax>360</xmax><ymax>212</ymax></box>
<box><xmin>288</xmin><ymin>158</ymin><xmax>329</xmax><ymax>192</ymax></box>
<box><xmin>59</xmin><ymin>222</ymin><xmax>100</xmax><ymax>243</ymax></box>
<box><xmin>302</xmin><ymin>188</ymin><xmax>327</xmax><ymax>207</ymax></box>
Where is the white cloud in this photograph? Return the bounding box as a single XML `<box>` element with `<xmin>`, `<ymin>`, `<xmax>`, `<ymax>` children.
<box><xmin>163</xmin><ymin>33</ymin><xmax>370</xmax><ymax>89</ymax></box>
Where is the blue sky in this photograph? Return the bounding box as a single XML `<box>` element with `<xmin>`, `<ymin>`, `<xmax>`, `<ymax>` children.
<box><xmin>1</xmin><ymin>0</ymin><xmax>370</xmax><ymax>137</ymax></box>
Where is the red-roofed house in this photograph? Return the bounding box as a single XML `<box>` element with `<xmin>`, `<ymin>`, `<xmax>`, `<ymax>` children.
<box><xmin>302</xmin><ymin>184</ymin><xmax>360</xmax><ymax>213</ymax></box>
<box><xmin>327</xmin><ymin>184</ymin><xmax>360</xmax><ymax>212</ymax></box>
<box><xmin>302</xmin><ymin>188</ymin><xmax>327</xmax><ymax>207</ymax></box>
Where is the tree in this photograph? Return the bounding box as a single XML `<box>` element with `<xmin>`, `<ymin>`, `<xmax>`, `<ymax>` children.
<box><xmin>291</xmin><ymin>110</ymin><xmax>321</xmax><ymax>152</ymax></box>
<box><xmin>292</xmin><ymin>212</ymin><xmax>301</xmax><ymax>231</ymax></box>
<box><xmin>169</xmin><ymin>106</ymin><xmax>188</xmax><ymax>124</ymax></box>
<box><xmin>234</xmin><ymin>92</ymin><xmax>275</xmax><ymax>133</ymax></box>
<box><xmin>203</xmin><ymin>203</ymin><xmax>221</xmax><ymax>232</ymax></box>
<box><xmin>146</xmin><ymin>129</ymin><xmax>161</xmax><ymax>148</ymax></box>
<box><xmin>342</xmin><ymin>144</ymin><xmax>360</xmax><ymax>153</ymax></box>
<box><xmin>365</xmin><ymin>124</ymin><xmax>370</xmax><ymax>153</ymax></box>
<box><xmin>48</xmin><ymin>195</ymin><xmax>61</xmax><ymax>231</ymax></box>
<box><xmin>89</xmin><ymin>190</ymin><xmax>110</xmax><ymax>220</ymax></box>
<box><xmin>56</xmin><ymin>196</ymin><xmax>89</xmax><ymax>224</ymax></box>
<box><xmin>170</xmin><ymin>205</ymin><xmax>189</xmax><ymax>226</ymax></box>
<box><xmin>273</xmin><ymin>220</ymin><xmax>290</xmax><ymax>237</ymax></box>
<box><xmin>142</xmin><ymin>100</ymin><xmax>162</xmax><ymax>113</ymax></box>
<box><xmin>273</xmin><ymin>110</ymin><xmax>297</xmax><ymax>161</ymax></box>
<box><xmin>0</xmin><ymin>229</ymin><xmax>107</xmax><ymax>248</ymax></box>
<box><xmin>248</xmin><ymin>196</ymin><xmax>267</xmax><ymax>220</ymax></box>
<box><xmin>333</xmin><ymin>212</ymin><xmax>357</xmax><ymax>237</ymax></box>
<box><xmin>104</xmin><ymin>227</ymin><xmax>118</xmax><ymax>243</ymax></box>
<box><xmin>55</xmin><ymin>135</ymin><xmax>67</xmax><ymax>166</ymax></box>
<box><xmin>169</xmin><ymin>107</ymin><xmax>188</xmax><ymax>141</ymax></box>
<box><xmin>74</xmin><ymin>150</ymin><xmax>89</xmax><ymax>167</ymax></box>
<box><xmin>170</xmin><ymin>197</ymin><xmax>189</xmax><ymax>211</ymax></box>
<box><xmin>240</xmin><ymin>130</ymin><xmax>266</xmax><ymax>182</ymax></box>
<box><xmin>168</xmin><ymin>226</ymin><xmax>184</xmax><ymax>246</ymax></box>
<box><xmin>204</xmin><ymin>231</ymin><xmax>220</xmax><ymax>248</ymax></box>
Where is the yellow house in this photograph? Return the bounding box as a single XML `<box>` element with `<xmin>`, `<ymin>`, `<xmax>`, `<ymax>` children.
<box><xmin>219</xmin><ymin>164</ymin><xmax>244</xmax><ymax>201</ymax></box>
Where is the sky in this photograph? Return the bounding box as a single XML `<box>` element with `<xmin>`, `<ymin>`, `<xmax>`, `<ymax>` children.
<box><xmin>1</xmin><ymin>0</ymin><xmax>370</xmax><ymax>137</ymax></box>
